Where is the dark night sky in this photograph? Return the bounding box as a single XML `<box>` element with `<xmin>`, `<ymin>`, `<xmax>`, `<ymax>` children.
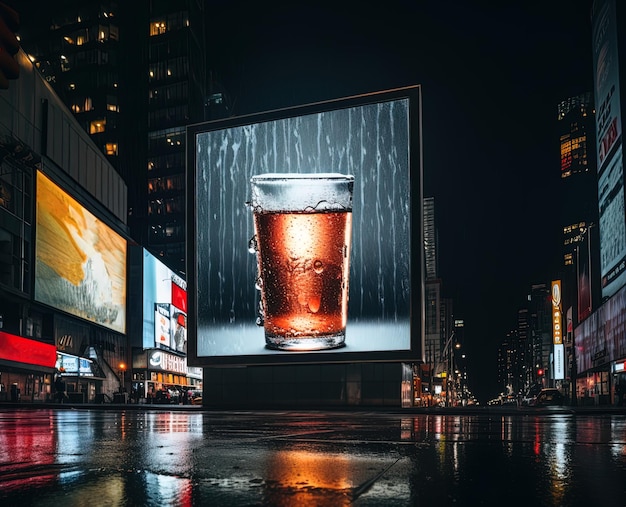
<box><xmin>207</xmin><ymin>1</ymin><xmax>595</xmax><ymax>401</ymax></box>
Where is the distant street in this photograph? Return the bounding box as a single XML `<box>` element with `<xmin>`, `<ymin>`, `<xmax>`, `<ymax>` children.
<box><xmin>1</xmin><ymin>406</ymin><xmax>626</xmax><ymax>506</ymax></box>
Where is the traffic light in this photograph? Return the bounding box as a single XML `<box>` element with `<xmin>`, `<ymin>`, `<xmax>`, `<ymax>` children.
<box><xmin>0</xmin><ymin>1</ymin><xmax>19</xmax><ymax>90</ymax></box>
<box><xmin>537</xmin><ymin>368</ymin><xmax>544</xmax><ymax>377</ymax></box>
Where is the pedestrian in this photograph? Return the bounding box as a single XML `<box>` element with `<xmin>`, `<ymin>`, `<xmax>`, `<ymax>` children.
<box><xmin>54</xmin><ymin>376</ymin><xmax>68</xmax><ymax>403</ymax></box>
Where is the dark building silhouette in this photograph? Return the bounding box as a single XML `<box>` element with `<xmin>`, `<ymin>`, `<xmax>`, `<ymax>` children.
<box><xmin>18</xmin><ymin>0</ymin><xmax>207</xmax><ymax>275</ymax></box>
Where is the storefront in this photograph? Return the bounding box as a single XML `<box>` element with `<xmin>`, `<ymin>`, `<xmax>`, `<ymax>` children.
<box><xmin>613</xmin><ymin>359</ymin><xmax>626</xmax><ymax>405</ymax></box>
<box><xmin>132</xmin><ymin>348</ymin><xmax>201</xmax><ymax>402</ymax></box>
<box><xmin>574</xmin><ymin>285</ymin><xmax>626</xmax><ymax>406</ymax></box>
<box><xmin>55</xmin><ymin>351</ymin><xmax>107</xmax><ymax>403</ymax></box>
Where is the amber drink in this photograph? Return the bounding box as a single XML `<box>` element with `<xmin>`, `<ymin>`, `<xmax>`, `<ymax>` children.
<box><xmin>250</xmin><ymin>173</ymin><xmax>354</xmax><ymax>350</ymax></box>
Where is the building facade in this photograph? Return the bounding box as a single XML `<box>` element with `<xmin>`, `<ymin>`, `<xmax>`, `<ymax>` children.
<box><xmin>0</xmin><ymin>45</ymin><xmax>130</xmax><ymax>402</ymax></box>
<box><xmin>570</xmin><ymin>0</ymin><xmax>626</xmax><ymax>406</ymax></box>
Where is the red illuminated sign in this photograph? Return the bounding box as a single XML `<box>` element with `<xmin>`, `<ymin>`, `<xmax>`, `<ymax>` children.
<box><xmin>171</xmin><ymin>280</ymin><xmax>187</xmax><ymax>313</ymax></box>
<box><xmin>0</xmin><ymin>331</ymin><xmax>57</xmax><ymax>368</ymax></box>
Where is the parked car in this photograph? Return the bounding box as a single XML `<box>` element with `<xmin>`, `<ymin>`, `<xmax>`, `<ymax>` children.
<box><xmin>532</xmin><ymin>388</ymin><xmax>565</xmax><ymax>407</ymax></box>
<box><xmin>189</xmin><ymin>390</ymin><xmax>203</xmax><ymax>405</ymax></box>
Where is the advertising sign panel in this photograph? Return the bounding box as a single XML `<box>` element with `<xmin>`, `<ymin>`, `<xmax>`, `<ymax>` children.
<box><xmin>577</xmin><ymin>230</ymin><xmax>592</xmax><ymax>322</ymax></box>
<box><xmin>34</xmin><ymin>171</ymin><xmax>127</xmax><ymax>334</ymax></box>
<box><xmin>187</xmin><ymin>86</ymin><xmax>423</xmax><ymax>365</ymax></box>
<box><xmin>56</xmin><ymin>352</ymin><xmax>94</xmax><ymax>377</ymax></box>
<box><xmin>575</xmin><ymin>283</ymin><xmax>626</xmax><ymax>372</ymax></box>
<box><xmin>142</xmin><ymin>248</ymin><xmax>187</xmax><ymax>353</ymax></box>
<box><xmin>592</xmin><ymin>0</ymin><xmax>626</xmax><ymax>298</ymax></box>
<box><xmin>0</xmin><ymin>331</ymin><xmax>57</xmax><ymax>369</ymax></box>
<box><xmin>552</xmin><ymin>280</ymin><xmax>563</xmax><ymax>345</ymax></box>
<box><xmin>554</xmin><ymin>343</ymin><xmax>565</xmax><ymax>380</ymax></box>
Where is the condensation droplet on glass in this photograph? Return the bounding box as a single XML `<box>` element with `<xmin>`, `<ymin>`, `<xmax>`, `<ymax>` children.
<box><xmin>256</xmin><ymin>300</ymin><xmax>265</xmax><ymax>327</ymax></box>
<box><xmin>308</xmin><ymin>294</ymin><xmax>321</xmax><ymax>313</ymax></box>
<box><xmin>313</xmin><ymin>259</ymin><xmax>324</xmax><ymax>274</ymax></box>
<box><xmin>255</xmin><ymin>276</ymin><xmax>263</xmax><ymax>291</ymax></box>
<box><xmin>248</xmin><ymin>236</ymin><xmax>258</xmax><ymax>254</ymax></box>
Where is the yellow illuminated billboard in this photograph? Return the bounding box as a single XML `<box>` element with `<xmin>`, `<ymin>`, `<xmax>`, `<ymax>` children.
<box><xmin>35</xmin><ymin>171</ymin><xmax>127</xmax><ymax>333</ymax></box>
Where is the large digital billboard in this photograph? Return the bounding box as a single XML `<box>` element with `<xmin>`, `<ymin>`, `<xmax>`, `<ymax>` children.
<box><xmin>592</xmin><ymin>0</ymin><xmax>626</xmax><ymax>298</ymax></box>
<box><xmin>35</xmin><ymin>171</ymin><xmax>127</xmax><ymax>334</ymax></box>
<box><xmin>141</xmin><ymin>248</ymin><xmax>187</xmax><ymax>353</ymax></box>
<box><xmin>187</xmin><ymin>86</ymin><xmax>423</xmax><ymax>365</ymax></box>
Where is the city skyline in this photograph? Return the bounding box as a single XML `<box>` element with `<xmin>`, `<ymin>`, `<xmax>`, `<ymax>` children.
<box><xmin>3</xmin><ymin>0</ymin><xmax>601</xmax><ymax>403</ymax></box>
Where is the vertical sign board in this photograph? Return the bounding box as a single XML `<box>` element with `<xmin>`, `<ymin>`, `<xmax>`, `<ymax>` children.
<box><xmin>592</xmin><ymin>0</ymin><xmax>626</xmax><ymax>299</ymax></box>
<box><xmin>552</xmin><ymin>280</ymin><xmax>564</xmax><ymax>380</ymax></box>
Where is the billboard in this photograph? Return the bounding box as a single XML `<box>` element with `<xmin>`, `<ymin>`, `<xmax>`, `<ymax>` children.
<box><xmin>592</xmin><ymin>0</ymin><xmax>626</xmax><ymax>298</ymax></box>
<box><xmin>577</xmin><ymin>230</ymin><xmax>592</xmax><ymax>322</ymax></box>
<box><xmin>554</xmin><ymin>344</ymin><xmax>565</xmax><ymax>380</ymax></box>
<box><xmin>552</xmin><ymin>280</ymin><xmax>563</xmax><ymax>345</ymax></box>
<box><xmin>575</xmin><ymin>282</ymin><xmax>626</xmax><ymax>372</ymax></box>
<box><xmin>35</xmin><ymin>171</ymin><xmax>127</xmax><ymax>334</ymax></box>
<box><xmin>187</xmin><ymin>86</ymin><xmax>423</xmax><ymax>365</ymax></box>
<box><xmin>142</xmin><ymin>248</ymin><xmax>187</xmax><ymax>353</ymax></box>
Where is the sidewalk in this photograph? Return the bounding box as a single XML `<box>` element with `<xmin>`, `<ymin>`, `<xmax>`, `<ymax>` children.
<box><xmin>2</xmin><ymin>399</ymin><xmax>626</xmax><ymax>415</ymax></box>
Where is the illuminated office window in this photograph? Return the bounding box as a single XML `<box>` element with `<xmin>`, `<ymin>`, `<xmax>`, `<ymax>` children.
<box><xmin>106</xmin><ymin>95</ymin><xmax>118</xmax><ymax>112</ymax></box>
<box><xmin>150</xmin><ymin>21</ymin><xmax>167</xmax><ymax>36</ymax></box>
<box><xmin>90</xmin><ymin>119</ymin><xmax>106</xmax><ymax>134</ymax></box>
<box><xmin>105</xmin><ymin>143</ymin><xmax>118</xmax><ymax>156</ymax></box>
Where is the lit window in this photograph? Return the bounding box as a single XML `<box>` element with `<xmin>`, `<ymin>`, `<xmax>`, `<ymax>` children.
<box><xmin>90</xmin><ymin>119</ymin><xmax>106</xmax><ymax>134</ymax></box>
<box><xmin>105</xmin><ymin>143</ymin><xmax>118</xmax><ymax>155</ymax></box>
<box><xmin>84</xmin><ymin>97</ymin><xmax>93</xmax><ymax>111</ymax></box>
<box><xmin>150</xmin><ymin>21</ymin><xmax>167</xmax><ymax>36</ymax></box>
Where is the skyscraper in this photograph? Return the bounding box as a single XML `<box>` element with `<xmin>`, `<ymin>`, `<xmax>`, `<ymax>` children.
<box><xmin>557</xmin><ymin>92</ymin><xmax>599</xmax><ymax>325</ymax></box>
<box><xmin>18</xmin><ymin>0</ymin><xmax>207</xmax><ymax>275</ymax></box>
<box><xmin>142</xmin><ymin>1</ymin><xmax>206</xmax><ymax>274</ymax></box>
<box><xmin>423</xmin><ymin>196</ymin><xmax>437</xmax><ymax>280</ymax></box>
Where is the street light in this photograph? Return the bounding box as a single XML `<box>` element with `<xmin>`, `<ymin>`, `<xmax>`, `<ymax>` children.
<box><xmin>118</xmin><ymin>362</ymin><xmax>126</xmax><ymax>393</ymax></box>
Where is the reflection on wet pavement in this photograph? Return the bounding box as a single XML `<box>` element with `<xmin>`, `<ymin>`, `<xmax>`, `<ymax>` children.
<box><xmin>1</xmin><ymin>409</ymin><xmax>626</xmax><ymax>506</ymax></box>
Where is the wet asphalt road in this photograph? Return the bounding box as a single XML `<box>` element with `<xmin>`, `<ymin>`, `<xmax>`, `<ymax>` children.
<box><xmin>1</xmin><ymin>405</ymin><xmax>626</xmax><ymax>506</ymax></box>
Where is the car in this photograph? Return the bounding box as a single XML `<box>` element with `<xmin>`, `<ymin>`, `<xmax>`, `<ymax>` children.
<box><xmin>154</xmin><ymin>388</ymin><xmax>180</xmax><ymax>404</ymax></box>
<box><xmin>189</xmin><ymin>390</ymin><xmax>203</xmax><ymax>405</ymax></box>
<box><xmin>532</xmin><ymin>388</ymin><xmax>565</xmax><ymax>407</ymax></box>
<box><xmin>521</xmin><ymin>384</ymin><xmax>543</xmax><ymax>406</ymax></box>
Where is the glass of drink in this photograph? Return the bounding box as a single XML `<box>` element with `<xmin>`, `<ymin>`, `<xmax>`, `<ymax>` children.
<box><xmin>250</xmin><ymin>173</ymin><xmax>354</xmax><ymax>351</ymax></box>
